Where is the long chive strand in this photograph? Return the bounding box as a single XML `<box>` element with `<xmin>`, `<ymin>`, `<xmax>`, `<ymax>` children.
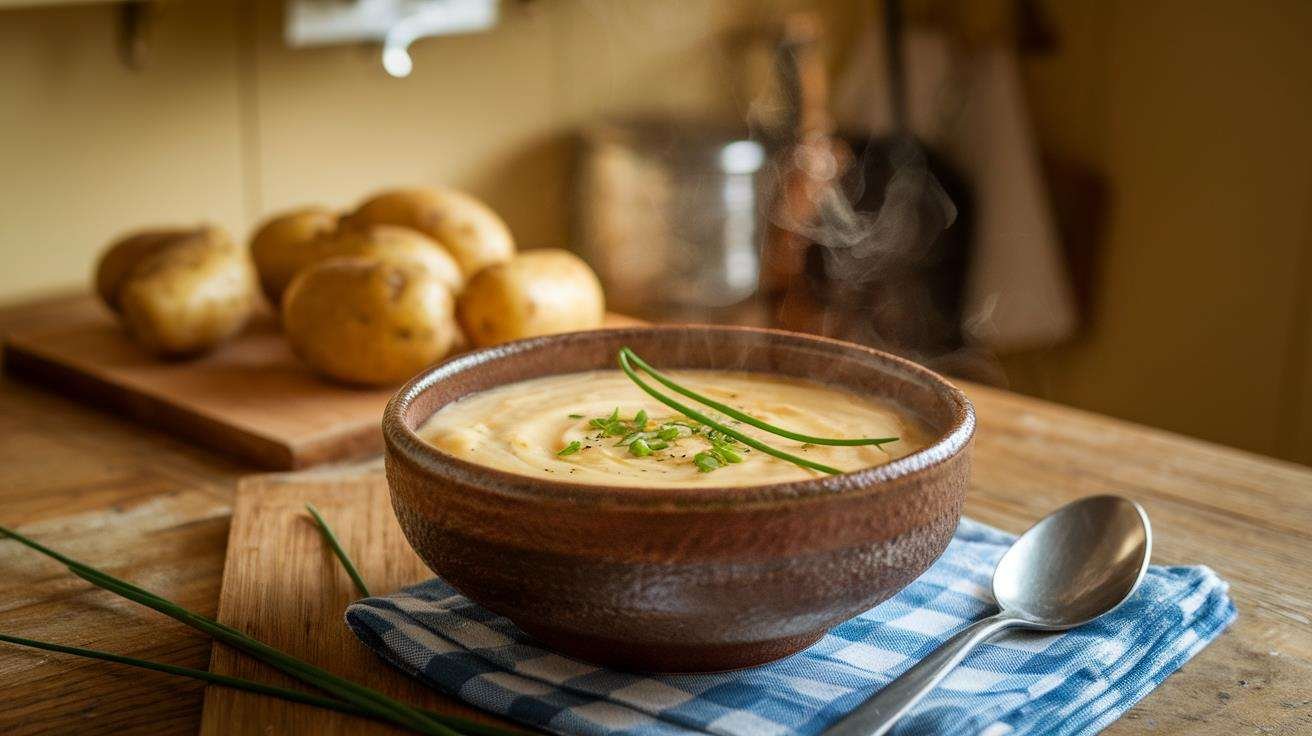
<box><xmin>0</xmin><ymin>633</ymin><xmax>516</xmax><ymax>736</ymax></box>
<box><xmin>0</xmin><ymin>525</ymin><xmax>161</xmax><ymax>600</ymax></box>
<box><xmin>617</xmin><ymin>350</ymin><xmax>843</xmax><ymax>475</ymax></box>
<box><xmin>73</xmin><ymin>575</ymin><xmax>453</xmax><ymax>736</ymax></box>
<box><xmin>66</xmin><ymin>567</ymin><xmax>454</xmax><ymax>736</ymax></box>
<box><xmin>0</xmin><ymin>529</ymin><xmax>522</xmax><ymax>736</ymax></box>
<box><xmin>0</xmin><ymin>633</ymin><xmax>368</xmax><ymax>717</ymax></box>
<box><xmin>0</xmin><ymin>525</ymin><xmax>430</xmax><ymax>733</ymax></box>
<box><xmin>621</xmin><ymin>348</ymin><xmax>898</xmax><ymax>447</ymax></box>
<box><xmin>0</xmin><ymin>526</ymin><xmax>455</xmax><ymax>736</ymax></box>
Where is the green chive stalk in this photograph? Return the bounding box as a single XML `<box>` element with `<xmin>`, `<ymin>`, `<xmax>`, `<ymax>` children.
<box><xmin>620</xmin><ymin>348</ymin><xmax>897</xmax><ymax>447</ymax></box>
<box><xmin>68</xmin><ymin>566</ymin><xmax>453</xmax><ymax>735</ymax></box>
<box><xmin>0</xmin><ymin>633</ymin><xmax>518</xmax><ymax>736</ymax></box>
<box><xmin>617</xmin><ymin>349</ymin><xmax>844</xmax><ymax>475</ymax></box>
<box><xmin>0</xmin><ymin>524</ymin><xmax>454</xmax><ymax>736</ymax></box>
<box><xmin>0</xmin><ymin>632</ymin><xmax>368</xmax><ymax>716</ymax></box>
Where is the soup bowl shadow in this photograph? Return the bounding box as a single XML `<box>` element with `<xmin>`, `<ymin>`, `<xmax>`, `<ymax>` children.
<box><xmin>383</xmin><ymin>326</ymin><xmax>974</xmax><ymax>673</ymax></box>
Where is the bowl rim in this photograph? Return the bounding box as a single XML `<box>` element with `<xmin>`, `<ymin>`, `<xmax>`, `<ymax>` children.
<box><xmin>382</xmin><ymin>325</ymin><xmax>975</xmax><ymax>508</ymax></box>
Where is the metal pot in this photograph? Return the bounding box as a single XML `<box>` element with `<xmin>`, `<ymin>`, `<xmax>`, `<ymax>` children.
<box><xmin>575</xmin><ymin>118</ymin><xmax>769</xmax><ymax>319</ymax></box>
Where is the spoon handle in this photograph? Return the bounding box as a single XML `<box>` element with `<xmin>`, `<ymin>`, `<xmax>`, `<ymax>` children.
<box><xmin>822</xmin><ymin>611</ymin><xmax>1023</xmax><ymax>736</ymax></box>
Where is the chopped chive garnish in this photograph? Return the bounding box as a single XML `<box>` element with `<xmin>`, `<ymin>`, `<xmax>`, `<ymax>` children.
<box><xmin>557</xmin><ymin>441</ymin><xmax>582</xmax><ymax>456</ymax></box>
<box><xmin>629</xmin><ymin>438</ymin><xmax>652</xmax><ymax>457</ymax></box>
<box><xmin>616</xmin><ymin>431</ymin><xmax>649</xmax><ymax>447</ymax></box>
<box><xmin>714</xmin><ymin>446</ymin><xmax>743</xmax><ymax>464</ymax></box>
<box><xmin>568</xmin><ymin>413</ymin><xmax>584</xmax><ymax>419</ymax></box>
<box><xmin>693</xmin><ymin>452</ymin><xmax>721</xmax><ymax>473</ymax></box>
<box><xmin>634</xmin><ymin>409</ymin><xmax>647</xmax><ymax>428</ymax></box>
<box><xmin>657</xmin><ymin>426</ymin><xmax>680</xmax><ymax>441</ymax></box>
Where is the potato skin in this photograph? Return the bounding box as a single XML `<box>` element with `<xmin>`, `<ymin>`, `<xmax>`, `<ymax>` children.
<box><xmin>282</xmin><ymin>258</ymin><xmax>457</xmax><ymax>386</ymax></box>
<box><xmin>457</xmin><ymin>249</ymin><xmax>605</xmax><ymax>347</ymax></box>
<box><xmin>317</xmin><ymin>224</ymin><xmax>463</xmax><ymax>294</ymax></box>
<box><xmin>345</xmin><ymin>187</ymin><xmax>514</xmax><ymax>277</ymax></box>
<box><xmin>248</xmin><ymin>207</ymin><xmax>339</xmax><ymax>305</ymax></box>
<box><xmin>96</xmin><ymin>226</ymin><xmax>220</xmax><ymax>312</ymax></box>
<box><xmin>117</xmin><ymin>235</ymin><xmax>257</xmax><ymax>357</ymax></box>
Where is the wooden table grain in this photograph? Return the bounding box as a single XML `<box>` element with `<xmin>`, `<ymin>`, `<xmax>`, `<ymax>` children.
<box><xmin>1</xmin><ymin>293</ymin><xmax>1309</xmax><ymax>735</ymax></box>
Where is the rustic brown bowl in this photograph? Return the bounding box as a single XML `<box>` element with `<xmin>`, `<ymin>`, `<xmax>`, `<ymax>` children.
<box><xmin>383</xmin><ymin>326</ymin><xmax>974</xmax><ymax>673</ymax></box>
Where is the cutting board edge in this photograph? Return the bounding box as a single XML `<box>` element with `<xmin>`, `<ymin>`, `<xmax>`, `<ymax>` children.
<box><xmin>3</xmin><ymin>337</ymin><xmax>297</xmax><ymax>469</ymax></box>
<box><xmin>2</xmin><ymin>308</ymin><xmax>643</xmax><ymax>471</ymax></box>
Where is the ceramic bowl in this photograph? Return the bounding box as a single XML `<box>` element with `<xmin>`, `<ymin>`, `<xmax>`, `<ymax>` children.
<box><xmin>383</xmin><ymin>326</ymin><xmax>974</xmax><ymax>672</ymax></box>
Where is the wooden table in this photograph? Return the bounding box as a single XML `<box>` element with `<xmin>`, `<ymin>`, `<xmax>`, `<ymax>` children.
<box><xmin>1</xmin><ymin>294</ymin><xmax>1309</xmax><ymax>735</ymax></box>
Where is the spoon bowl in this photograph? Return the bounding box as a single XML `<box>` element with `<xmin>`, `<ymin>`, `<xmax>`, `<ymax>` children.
<box><xmin>993</xmin><ymin>495</ymin><xmax>1152</xmax><ymax>628</ymax></box>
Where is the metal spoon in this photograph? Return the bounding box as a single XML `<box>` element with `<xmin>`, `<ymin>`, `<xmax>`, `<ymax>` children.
<box><xmin>824</xmin><ymin>495</ymin><xmax>1152</xmax><ymax>736</ymax></box>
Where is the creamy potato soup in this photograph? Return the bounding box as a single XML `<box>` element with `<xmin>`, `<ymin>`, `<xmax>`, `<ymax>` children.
<box><xmin>419</xmin><ymin>370</ymin><xmax>930</xmax><ymax>488</ymax></box>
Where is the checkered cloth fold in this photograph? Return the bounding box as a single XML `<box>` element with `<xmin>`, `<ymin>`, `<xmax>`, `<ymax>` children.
<box><xmin>346</xmin><ymin>518</ymin><xmax>1235</xmax><ymax>736</ymax></box>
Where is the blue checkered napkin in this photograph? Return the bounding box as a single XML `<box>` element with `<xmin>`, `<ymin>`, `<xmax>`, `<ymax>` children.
<box><xmin>345</xmin><ymin>518</ymin><xmax>1235</xmax><ymax>736</ymax></box>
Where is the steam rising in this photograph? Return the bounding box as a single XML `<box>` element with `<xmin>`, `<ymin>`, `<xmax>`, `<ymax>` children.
<box><xmin>762</xmin><ymin>135</ymin><xmax>967</xmax><ymax>355</ymax></box>
<box><xmin>808</xmin><ymin>139</ymin><xmax>956</xmax><ymax>278</ymax></box>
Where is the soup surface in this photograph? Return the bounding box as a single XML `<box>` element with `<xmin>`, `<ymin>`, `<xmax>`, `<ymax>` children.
<box><xmin>418</xmin><ymin>369</ymin><xmax>930</xmax><ymax>488</ymax></box>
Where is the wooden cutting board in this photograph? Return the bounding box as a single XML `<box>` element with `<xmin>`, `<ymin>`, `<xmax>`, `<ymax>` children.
<box><xmin>199</xmin><ymin>466</ymin><xmax>526</xmax><ymax>735</ymax></box>
<box><xmin>2</xmin><ymin>296</ymin><xmax>638</xmax><ymax>470</ymax></box>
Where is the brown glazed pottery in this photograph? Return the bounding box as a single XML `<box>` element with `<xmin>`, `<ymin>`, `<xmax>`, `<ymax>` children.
<box><xmin>383</xmin><ymin>326</ymin><xmax>974</xmax><ymax>673</ymax></box>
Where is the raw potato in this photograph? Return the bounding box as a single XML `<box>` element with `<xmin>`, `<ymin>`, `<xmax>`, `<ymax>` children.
<box><xmin>282</xmin><ymin>258</ymin><xmax>458</xmax><ymax>386</ymax></box>
<box><xmin>116</xmin><ymin>235</ymin><xmax>258</xmax><ymax>357</ymax></box>
<box><xmin>346</xmin><ymin>187</ymin><xmax>514</xmax><ymax>276</ymax></box>
<box><xmin>248</xmin><ymin>207</ymin><xmax>339</xmax><ymax>304</ymax></box>
<box><xmin>317</xmin><ymin>224</ymin><xmax>464</xmax><ymax>294</ymax></box>
<box><xmin>457</xmin><ymin>249</ymin><xmax>605</xmax><ymax>347</ymax></box>
<box><xmin>96</xmin><ymin>226</ymin><xmax>218</xmax><ymax>312</ymax></box>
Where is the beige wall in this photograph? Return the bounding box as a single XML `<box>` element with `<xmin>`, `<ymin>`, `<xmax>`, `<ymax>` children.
<box><xmin>1011</xmin><ymin>0</ymin><xmax>1312</xmax><ymax>464</ymax></box>
<box><xmin>0</xmin><ymin>2</ymin><xmax>246</xmax><ymax>301</ymax></box>
<box><xmin>0</xmin><ymin>0</ymin><xmax>844</xmax><ymax>301</ymax></box>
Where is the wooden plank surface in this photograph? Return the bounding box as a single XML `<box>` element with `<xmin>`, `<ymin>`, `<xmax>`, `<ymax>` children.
<box><xmin>2</xmin><ymin>296</ymin><xmax>640</xmax><ymax>470</ymax></box>
<box><xmin>200</xmin><ymin>408</ymin><xmax>1312</xmax><ymax>735</ymax></box>
<box><xmin>0</xmin><ymin>294</ymin><xmax>246</xmax><ymax>736</ymax></box>
<box><xmin>1</xmin><ymin>293</ymin><xmax>1310</xmax><ymax>735</ymax></box>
